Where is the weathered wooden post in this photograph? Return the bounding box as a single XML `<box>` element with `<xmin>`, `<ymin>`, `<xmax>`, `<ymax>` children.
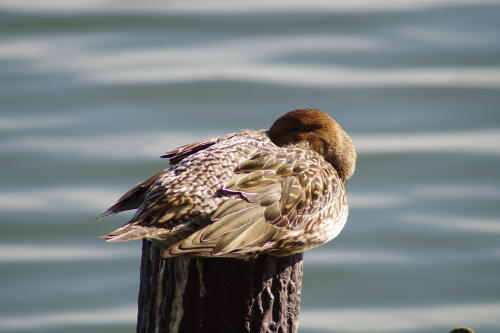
<box><xmin>137</xmin><ymin>240</ymin><xmax>303</xmax><ymax>333</ymax></box>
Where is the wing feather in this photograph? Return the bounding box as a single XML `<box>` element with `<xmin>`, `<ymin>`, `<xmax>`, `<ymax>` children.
<box><xmin>160</xmin><ymin>132</ymin><xmax>239</xmax><ymax>164</ymax></box>
<box><xmin>164</xmin><ymin>147</ymin><xmax>339</xmax><ymax>257</ymax></box>
<box><xmin>95</xmin><ymin>171</ymin><xmax>163</xmax><ymax>221</ymax></box>
<box><xmin>160</xmin><ymin>139</ymin><xmax>217</xmax><ymax>164</ymax></box>
<box><xmin>98</xmin><ymin>136</ymin><xmax>219</xmax><ymax>221</ymax></box>
<box><xmin>98</xmin><ymin>135</ymin><xmax>228</xmax><ymax>238</ymax></box>
<box><xmin>103</xmin><ymin>225</ymin><xmax>164</xmax><ymax>242</ymax></box>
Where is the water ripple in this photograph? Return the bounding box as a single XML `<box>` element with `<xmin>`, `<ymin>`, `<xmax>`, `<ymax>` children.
<box><xmin>0</xmin><ymin>305</ymin><xmax>135</xmax><ymax>330</ymax></box>
<box><xmin>306</xmin><ymin>249</ymin><xmax>408</xmax><ymax>264</ymax></box>
<box><xmin>0</xmin><ymin>187</ymin><xmax>122</xmax><ymax>212</ymax></box>
<box><xmin>1</xmin><ymin>0</ymin><xmax>498</xmax><ymax>14</ymax></box>
<box><xmin>87</xmin><ymin>64</ymin><xmax>500</xmax><ymax>87</ymax></box>
<box><xmin>0</xmin><ymin>244</ymin><xmax>136</xmax><ymax>262</ymax></box>
<box><xmin>0</xmin><ymin>115</ymin><xmax>78</xmax><ymax>131</ymax></box>
<box><xmin>354</xmin><ymin>129</ymin><xmax>500</xmax><ymax>154</ymax></box>
<box><xmin>301</xmin><ymin>302</ymin><xmax>500</xmax><ymax>332</ymax></box>
<box><xmin>1</xmin><ymin>302</ymin><xmax>498</xmax><ymax>331</ymax></box>
<box><xmin>403</xmin><ymin>213</ymin><xmax>500</xmax><ymax>234</ymax></box>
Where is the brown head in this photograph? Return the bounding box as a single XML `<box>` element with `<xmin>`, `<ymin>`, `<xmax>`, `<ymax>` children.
<box><xmin>268</xmin><ymin>109</ymin><xmax>356</xmax><ymax>181</ymax></box>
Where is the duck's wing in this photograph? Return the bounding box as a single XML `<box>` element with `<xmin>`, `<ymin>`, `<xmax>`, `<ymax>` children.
<box><xmin>160</xmin><ymin>139</ymin><xmax>216</xmax><ymax>164</ymax></box>
<box><xmin>97</xmin><ymin>135</ymin><xmax>228</xmax><ymax>221</ymax></box>
<box><xmin>164</xmin><ymin>147</ymin><xmax>341</xmax><ymax>257</ymax></box>
<box><xmin>160</xmin><ymin>133</ymin><xmax>239</xmax><ymax>164</ymax></box>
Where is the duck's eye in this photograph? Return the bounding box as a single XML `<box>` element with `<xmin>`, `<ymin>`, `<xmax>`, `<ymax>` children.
<box><xmin>290</xmin><ymin>127</ymin><xmax>301</xmax><ymax>132</ymax></box>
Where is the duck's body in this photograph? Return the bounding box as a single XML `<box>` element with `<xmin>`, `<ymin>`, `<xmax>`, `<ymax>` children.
<box><xmin>100</xmin><ymin>109</ymin><xmax>356</xmax><ymax>259</ymax></box>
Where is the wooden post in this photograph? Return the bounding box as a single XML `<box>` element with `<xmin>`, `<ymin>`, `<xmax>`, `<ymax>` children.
<box><xmin>137</xmin><ymin>240</ymin><xmax>304</xmax><ymax>333</ymax></box>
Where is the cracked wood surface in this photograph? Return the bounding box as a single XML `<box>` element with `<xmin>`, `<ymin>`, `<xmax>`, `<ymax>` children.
<box><xmin>137</xmin><ymin>240</ymin><xmax>304</xmax><ymax>333</ymax></box>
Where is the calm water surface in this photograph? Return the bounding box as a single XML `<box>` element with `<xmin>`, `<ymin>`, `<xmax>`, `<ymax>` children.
<box><xmin>1</xmin><ymin>1</ymin><xmax>500</xmax><ymax>332</ymax></box>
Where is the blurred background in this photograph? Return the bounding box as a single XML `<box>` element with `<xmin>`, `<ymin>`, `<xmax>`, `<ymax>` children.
<box><xmin>1</xmin><ymin>0</ymin><xmax>499</xmax><ymax>332</ymax></box>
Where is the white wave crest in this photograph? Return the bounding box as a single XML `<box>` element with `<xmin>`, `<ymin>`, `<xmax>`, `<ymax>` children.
<box><xmin>301</xmin><ymin>302</ymin><xmax>500</xmax><ymax>332</ymax></box>
<box><xmin>0</xmin><ymin>131</ymin><xmax>216</xmax><ymax>159</ymax></box>
<box><xmin>0</xmin><ymin>244</ymin><xmax>137</xmax><ymax>262</ymax></box>
<box><xmin>0</xmin><ymin>0</ymin><xmax>497</xmax><ymax>14</ymax></box>
<box><xmin>87</xmin><ymin>64</ymin><xmax>500</xmax><ymax>88</ymax></box>
<box><xmin>1</xmin><ymin>302</ymin><xmax>498</xmax><ymax>331</ymax></box>
<box><xmin>2</xmin><ymin>33</ymin><xmax>498</xmax><ymax>88</ymax></box>
<box><xmin>354</xmin><ymin>129</ymin><xmax>500</xmax><ymax>154</ymax></box>
<box><xmin>0</xmin><ymin>305</ymin><xmax>135</xmax><ymax>330</ymax></box>
<box><xmin>306</xmin><ymin>249</ymin><xmax>408</xmax><ymax>264</ymax></box>
<box><xmin>0</xmin><ymin>115</ymin><xmax>78</xmax><ymax>130</ymax></box>
<box><xmin>403</xmin><ymin>214</ymin><xmax>500</xmax><ymax>234</ymax></box>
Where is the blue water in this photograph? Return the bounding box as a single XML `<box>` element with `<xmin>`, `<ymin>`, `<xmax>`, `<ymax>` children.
<box><xmin>1</xmin><ymin>1</ymin><xmax>500</xmax><ymax>332</ymax></box>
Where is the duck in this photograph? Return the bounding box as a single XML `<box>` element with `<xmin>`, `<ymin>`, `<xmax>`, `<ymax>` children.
<box><xmin>98</xmin><ymin>109</ymin><xmax>356</xmax><ymax>259</ymax></box>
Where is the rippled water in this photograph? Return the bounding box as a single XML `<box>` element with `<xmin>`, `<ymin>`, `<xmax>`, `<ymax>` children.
<box><xmin>1</xmin><ymin>1</ymin><xmax>500</xmax><ymax>332</ymax></box>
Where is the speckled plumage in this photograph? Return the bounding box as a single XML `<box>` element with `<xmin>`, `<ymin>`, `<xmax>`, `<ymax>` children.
<box><xmin>99</xmin><ymin>109</ymin><xmax>356</xmax><ymax>259</ymax></box>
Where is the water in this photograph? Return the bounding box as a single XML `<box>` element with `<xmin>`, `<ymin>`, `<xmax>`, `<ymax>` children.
<box><xmin>1</xmin><ymin>1</ymin><xmax>499</xmax><ymax>332</ymax></box>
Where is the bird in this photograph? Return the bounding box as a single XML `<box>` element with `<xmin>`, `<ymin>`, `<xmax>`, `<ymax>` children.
<box><xmin>97</xmin><ymin>109</ymin><xmax>356</xmax><ymax>259</ymax></box>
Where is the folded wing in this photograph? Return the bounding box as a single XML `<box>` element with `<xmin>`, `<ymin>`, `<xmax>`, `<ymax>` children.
<box><xmin>165</xmin><ymin>147</ymin><xmax>340</xmax><ymax>257</ymax></box>
<box><xmin>100</xmin><ymin>136</ymin><xmax>224</xmax><ymax>240</ymax></box>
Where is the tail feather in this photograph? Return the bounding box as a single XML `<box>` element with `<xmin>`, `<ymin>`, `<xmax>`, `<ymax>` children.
<box><xmin>103</xmin><ymin>225</ymin><xmax>163</xmax><ymax>242</ymax></box>
<box><xmin>95</xmin><ymin>171</ymin><xmax>163</xmax><ymax>222</ymax></box>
